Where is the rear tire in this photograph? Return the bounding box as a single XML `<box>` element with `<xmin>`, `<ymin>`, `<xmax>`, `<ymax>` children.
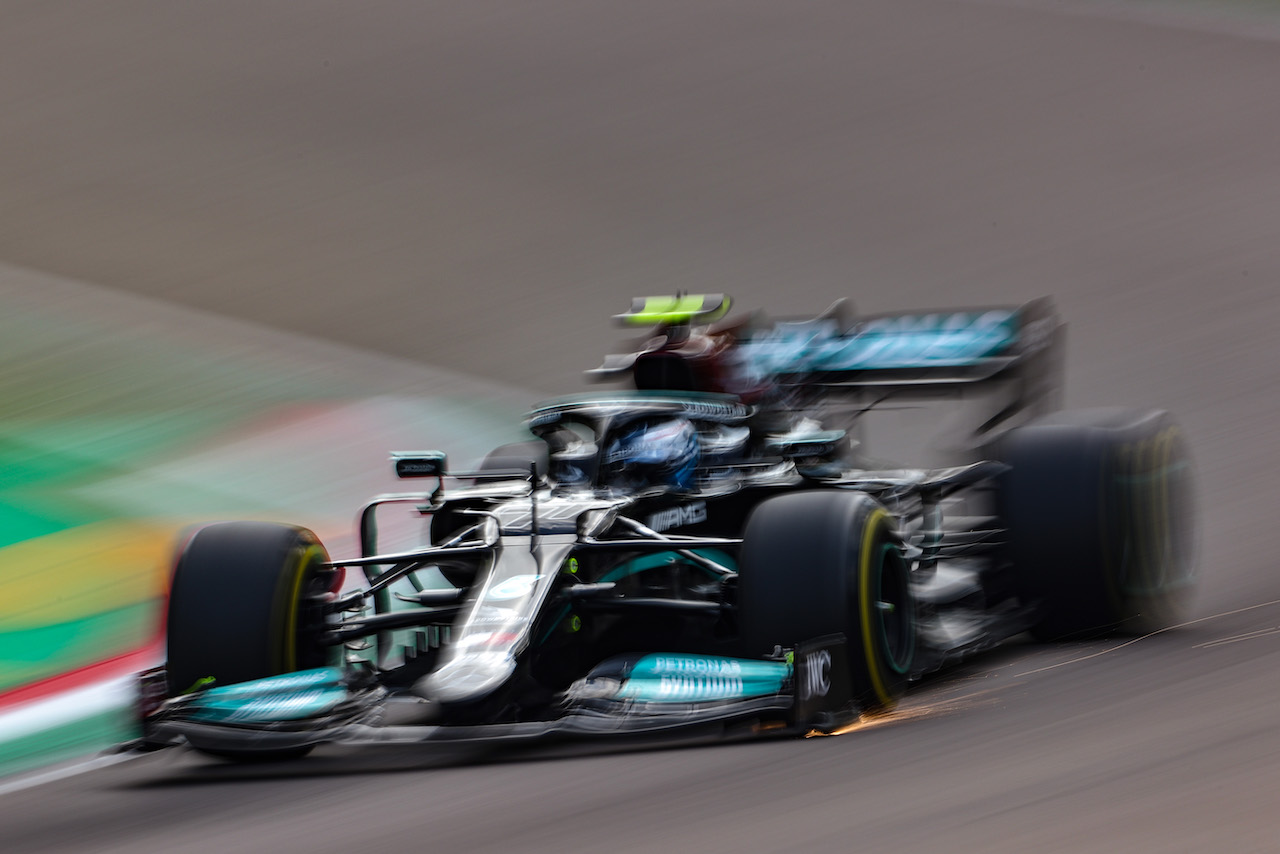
<box><xmin>996</xmin><ymin>408</ymin><xmax>1197</xmax><ymax>640</ymax></box>
<box><xmin>737</xmin><ymin>491</ymin><xmax>914</xmax><ymax>714</ymax></box>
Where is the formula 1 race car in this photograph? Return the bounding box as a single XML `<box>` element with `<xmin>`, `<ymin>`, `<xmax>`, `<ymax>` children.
<box><xmin>135</xmin><ymin>294</ymin><xmax>1196</xmax><ymax>760</ymax></box>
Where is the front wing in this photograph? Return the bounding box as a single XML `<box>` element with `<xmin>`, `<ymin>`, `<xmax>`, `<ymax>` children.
<box><xmin>134</xmin><ymin>637</ymin><xmax>856</xmax><ymax>755</ymax></box>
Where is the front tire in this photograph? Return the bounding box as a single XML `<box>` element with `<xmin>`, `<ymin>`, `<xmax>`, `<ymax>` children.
<box><xmin>166</xmin><ymin>522</ymin><xmax>339</xmax><ymax>697</ymax></box>
<box><xmin>737</xmin><ymin>491</ymin><xmax>914</xmax><ymax>714</ymax></box>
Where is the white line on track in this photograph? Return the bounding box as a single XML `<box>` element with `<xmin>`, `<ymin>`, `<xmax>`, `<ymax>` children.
<box><xmin>0</xmin><ymin>751</ymin><xmax>142</xmax><ymax>798</ymax></box>
<box><xmin>1193</xmin><ymin>625</ymin><xmax>1280</xmax><ymax>648</ymax></box>
<box><xmin>1009</xmin><ymin>597</ymin><xmax>1280</xmax><ymax>678</ymax></box>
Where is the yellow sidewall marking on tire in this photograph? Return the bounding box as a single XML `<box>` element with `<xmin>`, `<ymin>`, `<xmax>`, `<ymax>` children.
<box><xmin>1108</xmin><ymin>426</ymin><xmax>1180</xmax><ymax>612</ymax></box>
<box><xmin>859</xmin><ymin>508</ymin><xmax>895</xmax><ymax>709</ymax></box>
<box><xmin>1135</xmin><ymin>427</ymin><xmax>1175</xmax><ymax>596</ymax></box>
<box><xmin>278</xmin><ymin>543</ymin><xmax>327</xmax><ymax>673</ymax></box>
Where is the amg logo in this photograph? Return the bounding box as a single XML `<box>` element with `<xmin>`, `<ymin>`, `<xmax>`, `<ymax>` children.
<box><xmin>647</xmin><ymin>501</ymin><xmax>707</xmax><ymax>532</ymax></box>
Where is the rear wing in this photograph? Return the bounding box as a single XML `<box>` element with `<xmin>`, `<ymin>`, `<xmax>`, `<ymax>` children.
<box><xmin>742</xmin><ymin>297</ymin><xmax>1062</xmax><ymax>393</ymax></box>
<box><xmin>594</xmin><ymin>294</ymin><xmax>1064</xmax><ymax>455</ymax></box>
<box><xmin>753</xmin><ymin>297</ymin><xmax>1063</xmax><ymax>447</ymax></box>
<box><xmin>757</xmin><ymin>298</ymin><xmax>1064</xmax><ymax>456</ymax></box>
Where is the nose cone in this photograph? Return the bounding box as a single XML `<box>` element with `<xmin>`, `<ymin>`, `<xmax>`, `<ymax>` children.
<box><xmin>415</xmin><ymin>650</ymin><xmax>517</xmax><ymax>704</ymax></box>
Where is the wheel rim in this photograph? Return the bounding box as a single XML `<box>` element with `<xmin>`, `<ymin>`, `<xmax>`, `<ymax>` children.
<box><xmin>277</xmin><ymin>543</ymin><xmax>337</xmax><ymax>673</ymax></box>
<box><xmin>1111</xmin><ymin>424</ymin><xmax>1197</xmax><ymax>600</ymax></box>
<box><xmin>874</xmin><ymin>542</ymin><xmax>915</xmax><ymax>675</ymax></box>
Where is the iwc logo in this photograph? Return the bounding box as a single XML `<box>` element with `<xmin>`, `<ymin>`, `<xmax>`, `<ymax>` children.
<box><xmin>798</xmin><ymin>649</ymin><xmax>831</xmax><ymax>701</ymax></box>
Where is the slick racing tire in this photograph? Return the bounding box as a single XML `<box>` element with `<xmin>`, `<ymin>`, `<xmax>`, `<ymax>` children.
<box><xmin>738</xmin><ymin>491</ymin><xmax>914</xmax><ymax>714</ymax></box>
<box><xmin>166</xmin><ymin>522</ymin><xmax>339</xmax><ymax>697</ymax></box>
<box><xmin>166</xmin><ymin>523</ymin><xmax>339</xmax><ymax>761</ymax></box>
<box><xmin>996</xmin><ymin>408</ymin><xmax>1197</xmax><ymax>640</ymax></box>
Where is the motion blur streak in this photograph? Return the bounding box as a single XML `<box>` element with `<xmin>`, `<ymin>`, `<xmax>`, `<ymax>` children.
<box><xmin>2</xmin><ymin>0</ymin><xmax>1280</xmax><ymax>852</ymax></box>
<box><xmin>0</xmin><ymin>263</ymin><xmax>527</xmax><ymax>775</ymax></box>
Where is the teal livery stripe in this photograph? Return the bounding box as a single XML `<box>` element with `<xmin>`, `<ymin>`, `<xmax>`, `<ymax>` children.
<box><xmin>741</xmin><ymin>310</ymin><xmax>1018</xmax><ymax>374</ymax></box>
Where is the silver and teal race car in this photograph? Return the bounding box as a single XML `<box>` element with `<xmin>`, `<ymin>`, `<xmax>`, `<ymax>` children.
<box><xmin>134</xmin><ymin>295</ymin><xmax>1196</xmax><ymax>760</ymax></box>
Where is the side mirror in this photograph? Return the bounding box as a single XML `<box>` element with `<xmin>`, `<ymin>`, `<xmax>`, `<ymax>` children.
<box><xmin>391</xmin><ymin>451</ymin><xmax>447</xmax><ymax>479</ymax></box>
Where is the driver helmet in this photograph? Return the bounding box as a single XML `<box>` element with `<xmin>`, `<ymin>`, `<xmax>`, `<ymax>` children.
<box><xmin>603</xmin><ymin>418</ymin><xmax>700</xmax><ymax>492</ymax></box>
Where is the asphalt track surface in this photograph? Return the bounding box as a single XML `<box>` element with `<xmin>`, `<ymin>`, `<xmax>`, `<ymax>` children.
<box><xmin>4</xmin><ymin>1</ymin><xmax>1280</xmax><ymax>851</ymax></box>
